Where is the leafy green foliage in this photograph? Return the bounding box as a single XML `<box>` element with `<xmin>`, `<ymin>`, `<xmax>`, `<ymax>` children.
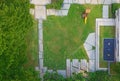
<box><xmin>44</xmin><ymin>71</ymin><xmax>65</xmax><ymax>81</ymax></box>
<box><xmin>46</xmin><ymin>0</ymin><xmax>63</xmax><ymax>9</ymax></box>
<box><xmin>111</xmin><ymin>3</ymin><xmax>120</xmax><ymax>17</ymax></box>
<box><xmin>0</xmin><ymin>0</ymin><xmax>40</xmax><ymax>81</ymax></box>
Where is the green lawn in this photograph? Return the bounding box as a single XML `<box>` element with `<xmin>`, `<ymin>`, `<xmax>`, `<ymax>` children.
<box><xmin>100</xmin><ymin>26</ymin><xmax>115</xmax><ymax>68</ymax></box>
<box><xmin>43</xmin><ymin>4</ymin><xmax>102</xmax><ymax>69</ymax></box>
<box><xmin>25</xmin><ymin>19</ymin><xmax>39</xmax><ymax>67</ymax></box>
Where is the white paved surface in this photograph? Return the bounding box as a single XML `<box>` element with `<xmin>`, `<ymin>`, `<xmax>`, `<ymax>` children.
<box><xmin>85</xmin><ymin>0</ymin><xmax>91</xmax><ymax>3</ymax></box>
<box><xmin>61</xmin><ymin>4</ymin><xmax>71</xmax><ymax>9</ymax></box>
<box><xmin>103</xmin><ymin>5</ymin><xmax>109</xmax><ymax>18</ymax></box>
<box><xmin>104</xmin><ymin>0</ymin><xmax>112</xmax><ymax>4</ymax></box>
<box><xmin>30</xmin><ymin>0</ymin><xmax>51</xmax><ymax>5</ymax></box>
<box><xmin>89</xmin><ymin>60</ymin><xmax>95</xmax><ymax>72</ymax></box>
<box><xmin>87</xmin><ymin>50</ymin><xmax>95</xmax><ymax>60</ymax></box>
<box><xmin>84</xmin><ymin>43</ymin><xmax>92</xmax><ymax>51</ymax></box>
<box><xmin>85</xmin><ymin>33</ymin><xmax>95</xmax><ymax>46</ymax></box>
<box><xmin>30</xmin><ymin>8</ymin><xmax>35</xmax><ymax>15</ymax></box>
<box><xmin>91</xmin><ymin>0</ymin><xmax>98</xmax><ymax>4</ymax></box>
<box><xmin>83</xmin><ymin>33</ymin><xmax>96</xmax><ymax>71</ymax></box>
<box><xmin>35</xmin><ymin>6</ymin><xmax>46</xmax><ymax>19</ymax></box>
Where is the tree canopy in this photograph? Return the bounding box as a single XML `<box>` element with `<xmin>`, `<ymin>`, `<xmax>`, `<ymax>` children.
<box><xmin>0</xmin><ymin>0</ymin><xmax>40</xmax><ymax>81</ymax></box>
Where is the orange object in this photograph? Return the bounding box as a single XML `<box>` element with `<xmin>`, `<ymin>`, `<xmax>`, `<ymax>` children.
<box><xmin>85</xmin><ymin>8</ymin><xmax>91</xmax><ymax>14</ymax></box>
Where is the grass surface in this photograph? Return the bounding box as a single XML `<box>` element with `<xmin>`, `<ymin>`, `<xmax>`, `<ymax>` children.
<box><xmin>46</xmin><ymin>0</ymin><xmax>63</xmax><ymax>9</ymax></box>
<box><xmin>25</xmin><ymin>19</ymin><xmax>39</xmax><ymax>67</ymax></box>
<box><xmin>100</xmin><ymin>26</ymin><xmax>115</xmax><ymax>68</ymax></box>
<box><xmin>43</xmin><ymin>4</ymin><xmax>102</xmax><ymax>69</ymax></box>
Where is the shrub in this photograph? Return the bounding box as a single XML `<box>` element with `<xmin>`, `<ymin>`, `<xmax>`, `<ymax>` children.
<box><xmin>111</xmin><ymin>3</ymin><xmax>120</xmax><ymax>17</ymax></box>
<box><xmin>46</xmin><ymin>0</ymin><xmax>63</xmax><ymax>9</ymax></box>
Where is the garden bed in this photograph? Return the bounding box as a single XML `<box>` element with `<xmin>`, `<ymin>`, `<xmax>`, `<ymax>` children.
<box><xmin>99</xmin><ymin>26</ymin><xmax>115</xmax><ymax>68</ymax></box>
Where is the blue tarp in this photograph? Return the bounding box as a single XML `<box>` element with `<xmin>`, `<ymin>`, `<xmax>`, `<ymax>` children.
<box><xmin>103</xmin><ymin>39</ymin><xmax>115</xmax><ymax>62</ymax></box>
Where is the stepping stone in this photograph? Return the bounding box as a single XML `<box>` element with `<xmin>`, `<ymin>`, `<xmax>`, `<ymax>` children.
<box><xmin>39</xmin><ymin>29</ymin><xmax>43</xmax><ymax>40</ymax></box>
<box><xmin>43</xmin><ymin>67</ymin><xmax>47</xmax><ymax>73</ymax></box>
<box><xmin>63</xmin><ymin>0</ymin><xmax>73</xmax><ymax>3</ymax></box>
<box><xmin>91</xmin><ymin>0</ymin><xmax>98</xmax><ymax>4</ymax></box>
<box><xmin>85</xmin><ymin>0</ymin><xmax>91</xmax><ymax>3</ymax></box>
<box><xmin>103</xmin><ymin>5</ymin><xmax>109</xmax><ymax>18</ymax></box>
<box><xmin>86</xmin><ymin>50</ymin><xmax>95</xmax><ymax>60</ymax></box>
<box><xmin>78</xmin><ymin>0</ymin><xmax>85</xmax><ymax>4</ymax></box>
<box><xmin>88</xmin><ymin>60</ymin><xmax>95</xmax><ymax>72</ymax></box>
<box><xmin>39</xmin><ymin>52</ymin><xmax>43</xmax><ymax>59</ymax></box>
<box><xmin>61</xmin><ymin>10</ymin><xmax>69</xmax><ymax>16</ymax></box>
<box><xmin>35</xmin><ymin>66</ymin><xmax>39</xmax><ymax>71</ymax></box>
<box><xmin>98</xmin><ymin>0</ymin><xmax>104</xmax><ymax>4</ymax></box>
<box><xmin>84</xmin><ymin>43</ymin><xmax>92</xmax><ymax>51</ymax></box>
<box><xmin>47</xmin><ymin>9</ymin><xmax>56</xmax><ymax>16</ymax></box>
<box><xmin>104</xmin><ymin>0</ymin><xmax>112</xmax><ymax>4</ymax></box>
<box><xmin>30</xmin><ymin>9</ymin><xmax>35</xmax><ymax>15</ymax></box>
<box><xmin>30</xmin><ymin>0</ymin><xmax>51</xmax><ymax>5</ymax></box>
<box><xmin>72</xmin><ymin>0</ymin><xmax>79</xmax><ymax>3</ymax></box>
<box><xmin>39</xmin><ymin>43</ymin><xmax>43</xmax><ymax>52</ymax></box>
<box><xmin>66</xmin><ymin>59</ymin><xmax>71</xmax><ymax>77</ymax></box>
<box><xmin>61</xmin><ymin>4</ymin><xmax>71</xmax><ymax>9</ymax></box>
<box><xmin>80</xmin><ymin>59</ymin><xmax>88</xmax><ymax>71</ymax></box>
<box><xmin>57</xmin><ymin>70</ymin><xmax>66</xmax><ymax>77</ymax></box>
<box><xmin>35</xmin><ymin>6</ymin><xmax>46</xmax><ymax>19</ymax></box>
<box><xmin>85</xmin><ymin>33</ymin><xmax>95</xmax><ymax>46</ymax></box>
<box><xmin>112</xmin><ymin>0</ymin><xmax>120</xmax><ymax>3</ymax></box>
<box><xmin>39</xmin><ymin>58</ymin><xmax>43</xmax><ymax>69</ymax></box>
<box><xmin>72</xmin><ymin>59</ymin><xmax>79</xmax><ymax>68</ymax></box>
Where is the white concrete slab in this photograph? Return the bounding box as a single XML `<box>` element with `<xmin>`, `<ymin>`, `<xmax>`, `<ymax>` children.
<box><xmin>35</xmin><ymin>6</ymin><xmax>46</xmax><ymax>19</ymax></box>
<box><xmin>98</xmin><ymin>0</ymin><xmax>104</xmax><ymax>4</ymax></box>
<box><xmin>112</xmin><ymin>0</ymin><xmax>120</xmax><ymax>3</ymax></box>
<box><xmin>103</xmin><ymin>5</ymin><xmax>109</xmax><ymax>18</ymax></box>
<box><xmin>66</xmin><ymin>59</ymin><xmax>71</xmax><ymax>77</ymax></box>
<box><xmin>30</xmin><ymin>9</ymin><xmax>35</xmax><ymax>15</ymax></box>
<box><xmin>72</xmin><ymin>0</ymin><xmax>79</xmax><ymax>3</ymax></box>
<box><xmin>85</xmin><ymin>33</ymin><xmax>95</xmax><ymax>46</ymax></box>
<box><xmin>80</xmin><ymin>59</ymin><xmax>88</xmax><ymax>71</ymax></box>
<box><xmin>78</xmin><ymin>0</ymin><xmax>85</xmax><ymax>4</ymax></box>
<box><xmin>91</xmin><ymin>0</ymin><xmax>98</xmax><ymax>4</ymax></box>
<box><xmin>63</xmin><ymin>0</ymin><xmax>73</xmax><ymax>3</ymax></box>
<box><xmin>61</xmin><ymin>4</ymin><xmax>71</xmax><ymax>9</ymax></box>
<box><xmin>86</xmin><ymin>50</ymin><xmax>95</xmax><ymax>60</ymax></box>
<box><xmin>85</xmin><ymin>0</ymin><xmax>91</xmax><ymax>3</ymax></box>
<box><xmin>104</xmin><ymin>0</ymin><xmax>112</xmax><ymax>4</ymax></box>
<box><xmin>47</xmin><ymin>9</ymin><xmax>56</xmax><ymax>16</ymax></box>
<box><xmin>89</xmin><ymin>60</ymin><xmax>95</xmax><ymax>72</ymax></box>
<box><xmin>30</xmin><ymin>0</ymin><xmax>51</xmax><ymax>5</ymax></box>
<box><xmin>83</xmin><ymin>43</ymin><xmax>92</xmax><ymax>51</ymax></box>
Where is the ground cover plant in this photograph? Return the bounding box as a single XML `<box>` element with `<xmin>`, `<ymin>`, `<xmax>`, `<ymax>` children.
<box><xmin>100</xmin><ymin>26</ymin><xmax>115</xmax><ymax>68</ymax></box>
<box><xmin>44</xmin><ymin>70</ymin><xmax>120</xmax><ymax>81</ymax></box>
<box><xmin>46</xmin><ymin>0</ymin><xmax>64</xmax><ymax>9</ymax></box>
<box><xmin>43</xmin><ymin>4</ymin><xmax>102</xmax><ymax>69</ymax></box>
<box><xmin>111</xmin><ymin>3</ymin><xmax>120</xmax><ymax>17</ymax></box>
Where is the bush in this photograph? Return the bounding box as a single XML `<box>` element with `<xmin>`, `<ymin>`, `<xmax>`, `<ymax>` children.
<box><xmin>46</xmin><ymin>0</ymin><xmax>63</xmax><ymax>9</ymax></box>
<box><xmin>111</xmin><ymin>3</ymin><xmax>120</xmax><ymax>17</ymax></box>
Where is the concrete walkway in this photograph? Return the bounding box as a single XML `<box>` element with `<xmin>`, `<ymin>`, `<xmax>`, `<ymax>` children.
<box><xmin>103</xmin><ymin>5</ymin><xmax>109</xmax><ymax>18</ymax></box>
<box><xmin>83</xmin><ymin>33</ymin><xmax>96</xmax><ymax>72</ymax></box>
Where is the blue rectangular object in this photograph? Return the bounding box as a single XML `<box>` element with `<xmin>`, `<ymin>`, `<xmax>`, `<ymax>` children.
<box><xmin>103</xmin><ymin>39</ymin><xmax>115</xmax><ymax>62</ymax></box>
